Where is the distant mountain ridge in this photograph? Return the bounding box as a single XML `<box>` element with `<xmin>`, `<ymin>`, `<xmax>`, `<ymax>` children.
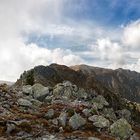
<box><xmin>70</xmin><ymin>64</ymin><xmax>140</xmax><ymax>103</ymax></box>
<box><xmin>15</xmin><ymin>63</ymin><xmax>140</xmax><ymax>103</ymax></box>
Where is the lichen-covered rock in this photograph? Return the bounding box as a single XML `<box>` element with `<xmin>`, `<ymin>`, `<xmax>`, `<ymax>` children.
<box><xmin>29</xmin><ymin>99</ymin><xmax>42</xmax><ymax>107</ymax></box>
<box><xmin>82</xmin><ymin>109</ymin><xmax>92</xmax><ymax>117</ymax></box>
<box><xmin>110</xmin><ymin>118</ymin><xmax>133</xmax><ymax>140</ymax></box>
<box><xmin>44</xmin><ymin>96</ymin><xmax>53</xmax><ymax>103</ymax></box>
<box><xmin>69</xmin><ymin>113</ymin><xmax>86</xmax><ymax>130</ymax></box>
<box><xmin>116</xmin><ymin>109</ymin><xmax>131</xmax><ymax>122</ymax></box>
<box><xmin>88</xmin><ymin>115</ymin><xmax>110</xmax><ymax>128</ymax></box>
<box><xmin>53</xmin><ymin>83</ymin><xmax>65</xmax><ymax>97</ymax></box>
<box><xmin>102</xmin><ymin>108</ymin><xmax>117</xmax><ymax>121</ymax></box>
<box><xmin>18</xmin><ymin>98</ymin><xmax>32</xmax><ymax>107</ymax></box>
<box><xmin>32</xmin><ymin>83</ymin><xmax>50</xmax><ymax>101</ymax></box>
<box><xmin>58</xmin><ymin>112</ymin><xmax>67</xmax><ymax>127</ymax></box>
<box><xmin>75</xmin><ymin>88</ymin><xmax>88</xmax><ymax>100</ymax></box>
<box><xmin>22</xmin><ymin>85</ymin><xmax>32</xmax><ymax>95</ymax></box>
<box><xmin>92</xmin><ymin>95</ymin><xmax>109</xmax><ymax>110</ymax></box>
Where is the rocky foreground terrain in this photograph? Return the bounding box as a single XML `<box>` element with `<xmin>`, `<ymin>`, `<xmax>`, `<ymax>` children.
<box><xmin>0</xmin><ymin>64</ymin><xmax>140</xmax><ymax>140</ymax></box>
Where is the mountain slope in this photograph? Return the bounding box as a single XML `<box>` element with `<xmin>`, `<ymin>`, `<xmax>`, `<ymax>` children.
<box><xmin>71</xmin><ymin>65</ymin><xmax>140</xmax><ymax>103</ymax></box>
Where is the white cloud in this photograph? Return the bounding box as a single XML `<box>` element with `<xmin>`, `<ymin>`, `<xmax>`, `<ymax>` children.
<box><xmin>0</xmin><ymin>38</ymin><xmax>84</xmax><ymax>81</ymax></box>
<box><xmin>0</xmin><ymin>0</ymin><xmax>85</xmax><ymax>81</ymax></box>
<box><xmin>123</xmin><ymin>20</ymin><xmax>140</xmax><ymax>49</ymax></box>
<box><xmin>90</xmin><ymin>38</ymin><xmax>125</xmax><ymax>68</ymax></box>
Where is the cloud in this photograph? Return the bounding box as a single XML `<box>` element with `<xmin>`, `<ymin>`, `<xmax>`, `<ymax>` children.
<box><xmin>0</xmin><ymin>38</ymin><xmax>84</xmax><ymax>81</ymax></box>
<box><xmin>89</xmin><ymin>38</ymin><xmax>125</xmax><ymax>68</ymax></box>
<box><xmin>123</xmin><ymin>20</ymin><xmax>140</xmax><ymax>49</ymax></box>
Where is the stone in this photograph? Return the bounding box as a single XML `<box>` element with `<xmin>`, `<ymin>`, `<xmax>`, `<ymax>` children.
<box><xmin>82</xmin><ymin>109</ymin><xmax>91</xmax><ymax>117</ymax></box>
<box><xmin>29</xmin><ymin>99</ymin><xmax>42</xmax><ymax>107</ymax></box>
<box><xmin>69</xmin><ymin>113</ymin><xmax>86</xmax><ymax>130</ymax></box>
<box><xmin>63</xmin><ymin>81</ymin><xmax>72</xmax><ymax>87</ymax></box>
<box><xmin>110</xmin><ymin>118</ymin><xmax>133</xmax><ymax>140</ymax></box>
<box><xmin>32</xmin><ymin>83</ymin><xmax>50</xmax><ymax>102</ymax></box>
<box><xmin>116</xmin><ymin>109</ymin><xmax>131</xmax><ymax>122</ymax></box>
<box><xmin>58</xmin><ymin>112</ymin><xmax>67</xmax><ymax>127</ymax></box>
<box><xmin>76</xmin><ymin>88</ymin><xmax>88</xmax><ymax>100</ymax></box>
<box><xmin>102</xmin><ymin>108</ymin><xmax>117</xmax><ymax>121</ymax></box>
<box><xmin>53</xmin><ymin>84</ymin><xmax>64</xmax><ymax>97</ymax></box>
<box><xmin>22</xmin><ymin>85</ymin><xmax>32</xmax><ymax>95</ymax></box>
<box><xmin>45</xmin><ymin>109</ymin><xmax>55</xmax><ymax>119</ymax></box>
<box><xmin>44</xmin><ymin>96</ymin><xmax>53</xmax><ymax>103</ymax></box>
<box><xmin>52</xmin><ymin>119</ymin><xmax>58</xmax><ymax>126</ymax></box>
<box><xmin>88</xmin><ymin>115</ymin><xmax>110</xmax><ymax>128</ymax></box>
<box><xmin>92</xmin><ymin>95</ymin><xmax>109</xmax><ymax>110</ymax></box>
<box><xmin>18</xmin><ymin>98</ymin><xmax>32</xmax><ymax>107</ymax></box>
<box><xmin>6</xmin><ymin>123</ymin><xmax>16</xmax><ymax>135</ymax></box>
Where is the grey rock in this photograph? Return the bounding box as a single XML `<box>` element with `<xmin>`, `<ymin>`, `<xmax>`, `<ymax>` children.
<box><xmin>116</xmin><ymin>109</ymin><xmax>131</xmax><ymax>122</ymax></box>
<box><xmin>58</xmin><ymin>112</ymin><xmax>67</xmax><ymax>127</ymax></box>
<box><xmin>45</xmin><ymin>109</ymin><xmax>54</xmax><ymax>119</ymax></box>
<box><xmin>32</xmin><ymin>83</ymin><xmax>50</xmax><ymax>102</ymax></box>
<box><xmin>52</xmin><ymin>118</ymin><xmax>58</xmax><ymax>125</ymax></box>
<box><xmin>22</xmin><ymin>85</ymin><xmax>32</xmax><ymax>95</ymax></box>
<box><xmin>44</xmin><ymin>96</ymin><xmax>53</xmax><ymax>103</ymax></box>
<box><xmin>30</xmin><ymin>99</ymin><xmax>42</xmax><ymax>107</ymax></box>
<box><xmin>88</xmin><ymin>115</ymin><xmax>110</xmax><ymax>128</ymax></box>
<box><xmin>6</xmin><ymin>123</ymin><xmax>16</xmax><ymax>135</ymax></box>
<box><xmin>76</xmin><ymin>88</ymin><xmax>88</xmax><ymax>99</ymax></box>
<box><xmin>69</xmin><ymin>113</ymin><xmax>86</xmax><ymax>130</ymax></box>
<box><xmin>53</xmin><ymin>84</ymin><xmax>64</xmax><ymax>97</ymax></box>
<box><xmin>18</xmin><ymin>98</ymin><xmax>32</xmax><ymax>107</ymax></box>
<box><xmin>92</xmin><ymin>95</ymin><xmax>109</xmax><ymax>110</ymax></box>
<box><xmin>63</xmin><ymin>81</ymin><xmax>72</xmax><ymax>87</ymax></box>
<box><xmin>110</xmin><ymin>118</ymin><xmax>133</xmax><ymax>140</ymax></box>
<box><xmin>102</xmin><ymin>108</ymin><xmax>117</xmax><ymax>121</ymax></box>
<box><xmin>82</xmin><ymin>109</ymin><xmax>92</xmax><ymax>117</ymax></box>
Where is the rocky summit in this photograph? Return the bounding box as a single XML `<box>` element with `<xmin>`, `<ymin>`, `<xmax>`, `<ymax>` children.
<box><xmin>0</xmin><ymin>64</ymin><xmax>140</xmax><ymax>140</ymax></box>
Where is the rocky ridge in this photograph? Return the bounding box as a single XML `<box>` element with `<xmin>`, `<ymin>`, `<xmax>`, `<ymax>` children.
<box><xmin>0</xmin><ymin>81</ymin><xmax>140</xmax><ymax>139</ymax></box>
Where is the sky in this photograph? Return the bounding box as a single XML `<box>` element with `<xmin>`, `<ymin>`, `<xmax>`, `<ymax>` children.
<box><xmin>0</xmin><ymin>0</ymin><xmax>140</xmax><ymax>81</ymax></box>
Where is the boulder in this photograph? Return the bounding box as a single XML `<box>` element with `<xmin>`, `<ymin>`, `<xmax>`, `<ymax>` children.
<box><xmin>69</xmin><ymin>113</ymin><xmax>86</xmax><ymax>130</ymax></box>
<box><xmin>110</xmin><ymin>118</ymin><xmax>133</xmax><ymax>140</ymax></box>
<box><xmin>116</xmin><ymin>109</ymin><xmax>131</xmax><ymax>122</ymax></box>
<box><xmin>88</xmin><ymin>115</ymin><xmax>110</xmax><ymax>128</ymax></box>
<box><xmin>75</xmin><ymin>88</ymin><xmax>88</xmax><ymax>100</ymax></box>
<box><xmin>82</xmin><ymin>109</ymin><xmax>92</xmax><ymax>117</ymax></box>
<box><xmin>22</xmin><ymin>85</ymin><xmax>32</xmax><ymax>95</ymax></box>
<box><xmin>58</xmin><ymin>112</ymin><xmax>67</xmax><ymax>127</ymax></box>
<box><xmin>18</xmin><ymin>98</ymin><xmax>32</xmax><ymax>107</ymax></box>
<box><xmin>92</xmin><ymin>95</ymin><xmax>109</xmax><ymax>110</ymax></box>
<box><xmin>32</xmin><ymin>83</ymin><xmax>50</xmax><ymax>102</ymax></box>
<box><xmin>102</xmin><ymin>108</ymin><xmax>117</xmax><ymax>121</ymax></box>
